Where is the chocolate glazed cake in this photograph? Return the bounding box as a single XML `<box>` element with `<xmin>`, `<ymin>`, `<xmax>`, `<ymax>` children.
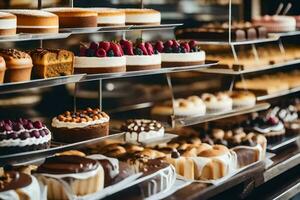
<box><xmin>51</xmin><ymin>107</ymin><xmax>109</xmax><ymax>143</ymax></box>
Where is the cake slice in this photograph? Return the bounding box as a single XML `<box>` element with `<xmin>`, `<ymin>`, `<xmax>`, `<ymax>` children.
<box><xmin>29</xmin><ymin>48</ymin><xmax>74</xmax><ymax>78</ymax></box>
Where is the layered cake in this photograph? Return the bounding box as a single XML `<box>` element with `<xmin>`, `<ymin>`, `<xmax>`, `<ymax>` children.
<box><xmin>228</xmin><ymin>91</ymin><xmax>256</xmax><ymax>108</ymax></box>
<box><xmin>253</xmin><ymin>15</ymin><xmax>296</xmax><ymax>32</ymax></box>
<box><xmin>51</xmin><ymin>107</ymin><xmax>109</xmax><ymax>143</ymax></box>
<box><xmin>121</xmin><ymin>119</ymin><xmax>164</xmax><ymax>143</ymax></box>
<box><xmin>75</xmin><ymin>41</ymin><xmax>126</xmax><ymax>74</ymax></box>
<box><xmin>154</xmin><ymin>40</ymin><xmax>205</xmax><ymax>67</ymax></box>
<box><xmin>35</xmin><ymin>152</ymin><xmax>104</xmax><ymax>199</ymax></box>
<box><xmin>120</xmin><ymin>39</ymin><xmax>161</xmax><ymax>71</ymax></box>
<box><xmin>44</xmin><ymin>7</ymin><xmax>97</xmax><ymax>28</ymax></box>
<box><xmin>201</xmin><ymin>92</ymin><xmax>233</xmax><ymax>112</ymax></box>
<box><xmin>0</xmin><ymin>49</ymin><xmax>33</xmax><ymax>83</ymax></box>
<box><xmin>294</xmin><ymin>16</ymin><xmax>300</xmax><ymax>28</ymax></box>
<box><xmin>0</xmin><ymin>12</ymin><xmax>16</xmax><ymax>36</ymax></box>
<box><xmin>0</xmin><ymin>56</ymin><xmax>5</xmax><ymax>84</ymax></box>
<box><xmin>122</xmin><ymin>9</ymin><xmax>161</xmax><ymax>25</ymax></box>
<box><xmin>151</xmin><ymin>96</ymin><xmax>206</xmax><ymax>117</ymax></box>
<box><xmin>5</xmin><ymin>9</ymin><xmax>58</xmax><ymax>34</ymax></box>
<box><xmin>0</xmin><ymin>118</ymin><xmax>51</xmax><ymax>155</ymax></box>
<box><xmin>0</xmin><ymin>170</ymin><xmax>41</xmax><ymax>200</ymax></box>
<box><xmin>29</xmin><ymin>48</ymin><xmax>74</xmax><ymax>78</ymax></box>
<box><xmin>88</xmin><ymin>8</ymin><xmax>125</xmax><ymax>26</ymax></box>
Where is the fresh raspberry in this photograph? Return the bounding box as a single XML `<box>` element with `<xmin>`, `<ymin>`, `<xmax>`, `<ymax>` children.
<box><xmin>79</xmin><ymin>47</ymin><xmax>87</xmax><ymax>56</ymax></box>
<box><xmin>164</xmin><ymin>40</ymin><xmax>173</xmax><ymax>48</ymax></box>
<box><xmin>138</xmin><ymin>43</ymin><xmax>148</xmax><ymax>55</ymax></box>
<box><xmin>95</xmin><ymin>48</ymin><xmax>106</xmax><ymax>57</ymax></box>
<box><xmin>98</xmin><ymin>41</ymin><xmax>110</xmax><ymax>52</ymax></box>
<box><xmin>120</xmin><ymin>39</ymin><xmax>127</xmax><ymax>46</ymax></box>
<box><xmin>110</xmin><ymin>42</ymin><xmax>122</xmax><ymax>57</ymax></box>
<box><xmin>172</xmin><ymin>39</ymin><xmax>180</xmax><ymax>48</ymax></box>
<box><xmin>180</xmin><ymin>42</ymin><xmax>190</xmax><ymax>53</ymax></box>
<box><xmin>123</xmin><ymin>40</ymin><xmax>134</xmax><ymax>55</ymax></box>
<box><xmin>188</xmin><ymin>40</ymin><xmax>197</xmax><ymax>48</ymax></box>
<box><xmin>117</xmin><ymin>43</ymin><xmax>124</xmax><ymax>56</ymax></box>
<box><xmin>145</xmin><ymin>42</ymin><xmax>154</xmax><ymax>55</ymax></box>
<box><xmin>155</xmin><ymin>41</ymin><xmax>164</xmax><ymax>53</ymax></box>
<box><xmin>89</xmin><ymin>41</ymin><xmax>98</xmax><ymax>50</ymax></box>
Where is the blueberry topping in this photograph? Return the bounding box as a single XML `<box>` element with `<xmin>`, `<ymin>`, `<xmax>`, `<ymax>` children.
<box><xmin>107</xmin><ymin>50</ymin><xmax>114</xmax><ymax>57</ymax></box>
<box><xmin>164</xmin><ymin>47</ymin><xmax>173</xmax><ymax>53</ymax></box>
<box><xmin>86</xmin><ymin>49</ymin><xmax>95</xmax><ymax>57</ymax></box>
<box><xmin>134</xmin><ymin>48</ymin><xmax>143</xmax><ymax>55</ymax></box>
<box><xmin>172</xmin><ymin>46</ymin><xmax>180</xmax><ymax>53</ymax></box>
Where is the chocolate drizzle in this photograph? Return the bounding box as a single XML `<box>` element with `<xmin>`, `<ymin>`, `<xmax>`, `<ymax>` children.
<box><xmin>0</xmin><ymin>172</ymin><xmax>32</xmax><ymax>192</ymax></box>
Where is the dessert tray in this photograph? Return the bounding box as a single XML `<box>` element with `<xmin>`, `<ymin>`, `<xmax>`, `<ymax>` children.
<box><xmin>267</xmin><ymin>134</ymin><xmax>300</xmax><ymax>152</ymax></box>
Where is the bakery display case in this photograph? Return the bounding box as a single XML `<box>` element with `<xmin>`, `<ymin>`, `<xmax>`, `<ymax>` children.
<box><xmin>0</xmin><ymin>0</ymin><xmax>299</xmax><ymax>199</ymax></box>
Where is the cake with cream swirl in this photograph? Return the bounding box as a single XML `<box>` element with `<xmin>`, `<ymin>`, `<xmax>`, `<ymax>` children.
<box><xmin>51</xmin><ymin>107</ymin><xmax>109</xmax><ymax>143</ymax></box>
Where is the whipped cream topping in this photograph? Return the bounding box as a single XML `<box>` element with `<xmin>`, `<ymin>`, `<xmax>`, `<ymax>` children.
<box><xmin>0</xmin><ymin>132</ymin><xmax>51</xmax><ymax>147</ymax></box>
<box><xmin>52</xmin><ymin>116</ymin><xmax>109</xmax><ymax>129</ymax></box>
<box><xmin>125</xmin><ymin>128</ymin><xmax>164</xmax><ymax>143</ymax></box>
<box><xmin>254</xmin><ymin>121</ymin><xmax>284</xmax><ymax>134</ymax></box>
<box><xmin>97</xmin><ymin>15</ymin><xmax>125</xmax><ymax>25</ymax></box>
<box><xmin>75</xmin><ymin>56</ymin><xmax>126</xmax><ymax>68</ymax></box>
<box><xmin>202</xmin><ymin>93</ymin><xmax>233</xmax><ymax>111</ymax></box>
<box><xmin>0</xmin><ymin>19</ymin><xmax>16</xmax><ymax>29</ymax></box>
<box><xmin>161</xmin><ymin>51</ymin><xmax>205</xmax><ymax>62</ymax></box>
<box><xmin>126</xmin><ymin>54</ymin><xmax>161</xmax><ymax>66</ymax></box>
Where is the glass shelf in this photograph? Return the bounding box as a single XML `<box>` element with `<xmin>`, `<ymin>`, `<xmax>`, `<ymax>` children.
<box><xmin>256</xmin><ymin>87</ymin><xmax>300</xmax><ymax>101</ymax></box>
<box><xmin>0</xmin><ymin>32</ymin><xmax>71</xmax><ymax>43</ymax></box>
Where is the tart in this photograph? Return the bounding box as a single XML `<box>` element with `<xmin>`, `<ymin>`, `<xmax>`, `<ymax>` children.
<box><xmin>155</xmin><ymin>40</ymin><xmax>206</xmax><ymax>68</ymax></box>
<box><xmin>44</xmin><ymin>7</ymin><xmax>97</xmax><ymax>28</ymax></box>
<box><xmin>121</xmin><ymin>119</ymin><xmax>164</xmax><ymax>143</ymax></box>
<box><xmin>29</xmin><ymin>48</ymin><xmax>74</xmax><ymax>78</ymax></box>
<box><xmin>5</xmin><ymin>9</ymin><xmax>58</xmax><ymax>34</ymax></box>
<box><xmin>0</xmin><ymin>12</ymin><xmax>16</xmax><ymax>36</ymax></box>
<box><xmin>201</xmin><ymin>92</ymin><xmax>233</xmax><ymax>113</ymax></box>
<box><xmin>88</xmin><ymin>8</ymin><xmax>125</xmax><ymax>26</ymax></box>
<box><xmin>122</xmin><ymin>9</ymin><xmax>161</xmax><ymax>25</ymax></box>
<box><xmin>0</xmin><ymin>49</ymin><xmax>33</xmax><ymax>83</ymax></box>
<box><xmin>0</xmin><ymin>56</ymin><xmax>5</xmax><ymax>84</ymax></box>
<box><xmin>0</xmin><ymin>119</ymin><xmax>51</xmax><ymax>155</ymax></box>
<box><xmin>120</xmin><ymin>39</ymin><xmax>161</xmax><ymax>71</ymax></box>
<box><xmin>51</xmin><ymin>107</ymin><xmax>109</xmax><ymax>143</ymax></box>
<box><xmin>75</xmin><ymin>41</ymin><xmax>126</xmax><ymax>74</ymax></box>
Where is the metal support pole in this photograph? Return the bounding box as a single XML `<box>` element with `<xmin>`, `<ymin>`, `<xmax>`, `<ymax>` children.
<box><xmin>229</xmin><ymin>76</ymin><xmax>235</xmax><ymax>92</ymax></box>
<box><xmin>73</xmin><ymin>83</ymin><xmax>78</xmax><ymax>112</ymax></box>
<box><xmin>141</xmin><ymin>0</ymin><xmax>144</xmax><ymax>9</ymax></box>
<box><xmin>251</xmin><ymin>44</ymin><xmax>260</xmax><ymax>63</ymax></box>
<box><xmin>38</xmin><ymin>0</ymin><xmax>42</xmax><ymax>9</ymax></box>
<box><xmin>70</xmin><ymin>0</ymin><xmax>73</xmax><ymax>7</ymax></box>
<box><xmin>228</xmin><ymin>0</ymin><xmax>232</xmax><ymax>43</ymax></box>
<box><xmin>98</xmin><ymin>80</ymin><xmax>102</xmax><ymax>109</ymax></box>
<box><xmin>166</xmin><ymin>74</ymin><xmax>175</xmax><ymax>128</ymax></box>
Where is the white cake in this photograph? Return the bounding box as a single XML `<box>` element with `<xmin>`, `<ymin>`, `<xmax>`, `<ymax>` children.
<box><xmin>161</xmin><ymin>51</ymin><xmax>206</xmax><ymax>67</ymax></box>
<box><xmin>253</xmin><ymin>15</ymin><xmax>296</xmax><ymax>33</ymax></box>
<box><xmin>201</xmin><ymin>93</ymin><xmax>233</xmax><ymax>113</ymax></box>
<box><xmin>126</xmin><ymin>54</ymin><xmax>161</xmax><ymax>71</ymax></box>
<box><xmin>88</xmin><ymin>8</ymin><xmax>125</xmax><ymax>26</ymax></box>
<box><xmin>0</xmin><ymin>12</ymin><xmax>16</xmax><ymax>36</ymax></box>
<box><xmin>122</xmin><ymin>9</ymin><xmax>161</xmax><ymax>25</ymax></box>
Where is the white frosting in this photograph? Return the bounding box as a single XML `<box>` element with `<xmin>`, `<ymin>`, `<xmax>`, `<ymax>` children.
<box><xmin>161</xmin><ymin>51</ymin><xmax>205</xmax><ymax>62</ymax></box>
<box><xmin>97</xmin><ymin>15</ymin><xmax>125</xmax><ymax>25</ymax></box>
<box><xmin>253</xmin><ymin>15</ymin><xmax>296</xmax><ymax>32</ymax></box>
<box><xmin>232</xmin><ymin>98</ymin><xmax>256</xmax><ymax>108</ymax></box>
<box><xmin>0</xmin><ymin>19</ymin><xmax>16</xmax><ymax>29</ymax></box>
<box><xmin>125</xmin><ymin>13</ymin><xmax>160</xmax><ymax>24</ymax></box>
<box><xmin>75</xmin><ymin>56</ymin><xmax>126</xmax><ymax>68</ymax></box>
<box><xmin>254</xmin><ymin>122</ymin><xmax>284</xmax><ymax>134</ymax></box>
<box><xmin>202</xmin><ymin>93</ymin><xmax>233</xmax><ymax>112</ymax></box>
<box><xmin>0</xmin><ymin>132</ymin><xmax>51</xmax><ymax>147</ymax></box>
<box><xmin>0</xmin><ymin>175</ymin><xmax>41</xmax><ymax>200</ymax></box>
<box><xmin>51</xmin><ymin>116</ymin><xmax>109</xmax><ymax>129</ymax></box>
<box><xmin>126</xmin><ymin>54</ymin><xmax>161</xmax><ymax>66</ymax></box>
<box><xmin>125</xmin><ymin>128</ymin><xmax>164</xmax><ymax>143</ymax></box>
<box><xmin>174</xmin><ymin>98</ymin><xmax>206</xmax><ymax>116</ymax></box>
<box><xmin>17</xmin><ymin>25</ymin><xmax>58</xmax><ymax>28</ymax></box>
<box><xmin>87</xmin><ymin>154</ymin><xmax>119</xmax><ymax>179</ymax></box>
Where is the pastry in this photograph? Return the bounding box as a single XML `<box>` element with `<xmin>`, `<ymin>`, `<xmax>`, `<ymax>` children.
<box><xmin>0</xmin><ymin>49</ymin><xmax>33</xmax><ymax>83</ymax></box>
<box><xmin>0</xmin><ymin>12</ymin><xmax>16</xmax><ymax>36</ymax></box>
<box><xmin>120</xmin><ymin>39</ymin><xmax>161</xmax><ymax>71</ymax></box>
<box><xmin>201</xmin><ymin>92</ymin><xmax>233</xmax><ymax>112</ymax></box>
<box><xmin>88</xmin><ymin>8</ymin><xmax>125</xmax><ymax>26</ymax></box>
<box><xmin>122</xmin><ymin>9</ymin><xmax>161</xmax><ymax>25</ymax></box>
<box><xmin>29</xmin><ymin>48</ymin><xmax>74</xmax><ymax>78</ymax></box>
<box><xmin>228</xmin><ymin>91</ymin><xmax>256</xmax><ymax>108</ymax></box>
<box><xmin>155</xmin><ymin>40</ymin><xmax>205</xmax><ymax>67</ymax></box>
<box><xmin>253</xmin><ymin>15</ymin><xmax>296</xmax><ymax>32</ymax></box>
<box><xmin>0</xmin><ymin>118</ymin><xmax>51</xmax><ymax>155</ymax></box>
<box><xmin>5</xmin><ymin>9</ymin><xmax>58</xmax><ymax>34</ymax></box>
<box><xmin>121</xmin><ymin>119</ymin><xmax>164</xmax><ymax>143</ymax></box>
<box><xmin>51</xmin><ymin>107</ymin><xmax>109</xmax><ymax>143</ymax></box>
<box><xmin>151</xmin><ymin>95</ymin><xmax>206</xmax><ymax>117</ymax></box>
<box><xmin>44</xmin><ymin>7</ymin><xmax>97</xmax><ymax>28</ymax></box>
<box><xmin>75</xmin><ymin>41</ymin><xmax>126</xmax><ymax>74</ymax></box>
<box><xmin>0</xmin><ymin>170</ymin><xmax>41</xmax><ymax>200</ymax></box>
<box><xmin>35</xmin><ymin>152</ymin><xmax>104</xmax><ymax>200</ymax></box>
<box><xmin>0</xmin><ymin>56</ymin><xmax>5</xmax><ymax>84</ymax></box>
<box><xmin>294</xmin><ymin>16</ymin><xmax>300</xmax><ymax>28</ymax></box>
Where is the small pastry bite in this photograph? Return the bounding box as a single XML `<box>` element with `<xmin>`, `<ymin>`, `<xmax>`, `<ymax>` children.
<box><xmin>122</xmin><ymin>8</ymin><xmax>161</xmax><ymax>25</ymax></box>
<box><xmin>253</xmin><ymin>15</ymin><xmax>296</xmax><ymax>33</ymax></box>
<box><xmin>0</xmin><ymin>56</ymin><xmax>5</xmax><ymax>84</ymax></box>
<box><xmin>0</xmin><ymin>169</ymin><xmax>41</xmax><ymax>200</ymax></box>
<box><xmin>0</xmin><ymin>49</ymin><xmax>33</xmax><ymax>83</ymax></box>
<box><xmin>51</xmin><ymin>107</ymin><xmax>109</xmax><ymax>143</ymax></box>
<box><xmin>121</xmin><ymin>119</ymin><xmax>164</xmax><ymax>143</ymax></box>
<box><xmin>120</xmin><ymin>39</ymin><xmax>161</xmax><ymax>71</ymax></box>
<box><xmin>0</xmin><ymin>119</ymin><xmax>51</xmax><ymax>155</ymax></box>
<box><xmin>4</xmin><ymin>9</ymin><xmax>58</xmax><ymax>34</ymax></box>
<box><xmin>228</xmin><ymin>91</ymin><xmax>256</xmax><ymax>108</ymax></box>
<box><xmin>155</xmin><ymin>40</ymin><xmax>206</xmax><ymax>68</ymax></box>
<box><xmin>28</xmin><ymin>48</ymin><xmax>74</xmax><ymax>78</ymax></box>
<box><xmin>35</xmin><ymin>152</ymin><xmax>104</xmax><ymax>200</ymax></box>
<box><xmin>44</xmin><ymin>7</ymin><xmax>97</xmax><ymax>28</ymax></box>
<box><xmin>88</xmin><ymin>8</ymin><xmax>125</xmax><ymax>26</ymax></box>
<box><xmin>0</xmin><ymin>12</ymin><xmax>16</xmax><ymax>36</ymax></box>
<box><xmin>75</xmin><ymin>41</ymin><xmax>126</xmax><ymax>74</ymax></box>
<box><xmin>201</xmin><ymin>92</ymin><xmax>233</xmax><ymax>112</ymax></box>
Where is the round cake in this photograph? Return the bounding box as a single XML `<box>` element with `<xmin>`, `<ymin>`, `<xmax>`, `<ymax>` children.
<box><xmin>5</xmin><ymin>9</ymin><xmax>59</xmax><ymax>34</ymax></box>
<box><xmin>75</xmin><ymin>41</ymin><xmax>126</xmax><ymax>74</ymax></box>
<box><xmin>155</xmin><ymin>40</ymin><xmax>206</xmax><ymax>68</ymax></box>
<box><xmin>0</xmin><ymin>118</ymin><xmax>51</xmax><ymax>155</ymax></box>
<box><xmin>88</xmin><ymin>8</ymin><xmax>125</xmax><ymax>27</ymax></box>
<box><xmin>120</xmin><ymin>39</ymin><xmax>161</xmax><ymax>71</ymax></box>
<box><xmin>35</xmin><ymin>152</ymin><xmax>104</xmax><ymax>199</ymax></box>
<box><xmin>0</xmin><ymin>56</ymin><xmax>5</xmax><ymax>84</ymax></box>
<box><xmin>229</xmin><ymin>91</ymin><xmax>256</xmax><ymax>108</ymax></box>
<box><xmin>201</xmin><ymin>93</ymin><xmax>233</xmax><ymax>113</ymax></box>
<box><xmin>122</xmin><ymin>8</ymin><xmax>161</xmax><ymax>25</ymax></box>
<box><xmin>294</xmin><ymin>16</ymin><xmax>300</xmax><ymax>28</ymax></box>
<box><xmin>0</xmin><ymin>12</ymin><xmax>16</xmax><ymax>36</ymax></box>
<box><xmin>252</xmin><ymin>15</ymin><xmax>296</xmax><ymax>33</ymax></box>
<box><xmin>44</xmin><ymin>7</ymin><xmax>97</xmax><ymax>28</ymax></box>
<box><xmin>0</xmin><ymin>49</ymin><xmax>32</xmax><ymax>83</ymax></box>
<box><xmin>51</xmin><ymin>107</ymin><xmax>110</xmax><ymax>143</ymax></box>
<box><xmin>0</xmin><ymin>171</ymin><xmax>41</xmax><ymax>200</ymax></box>
<box><xmin>121</xmin><ymin>119</ymin><xmax>164</xmax><ymax>143</ymax></box>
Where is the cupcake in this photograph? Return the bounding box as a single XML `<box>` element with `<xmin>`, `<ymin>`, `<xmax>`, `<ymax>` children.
<box><xmin>51</xmin><ymin>107</ymin><xmax>109</xmax><ymax>143</ymax></box>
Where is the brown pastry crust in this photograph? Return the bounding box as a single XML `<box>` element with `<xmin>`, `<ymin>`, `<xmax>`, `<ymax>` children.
<box><xmin>126</xmin><ymin>64</ymin><xmax>161</xmax><ymax>71</ymax></box>
<box><xmin>0</xmin><ymin>29</ymin><xmax>16</xmax><ymax>36</ymax></box>
<box><xmin>198</xmin><ymin>145</ymin><xmax>229</xmax><ymax>157</ymax></box>
<box><xmin>75</xmin><ymin>66</ymin><xmax>126</xmax><ymax>74</ymax></box>
<box><xmin>0</xmin><ymin>171</ymin><xmax>32</xmax><ymax>192</ymax></box>
<box><xmin>162</xmin><ymin>60</ymin><xmax>205</xmax><ymax>68</ymax></box>
<box><xmin>17</xmin><ymin>28</ymin><xmax>58</xmax><ymax>34</ymax></box>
